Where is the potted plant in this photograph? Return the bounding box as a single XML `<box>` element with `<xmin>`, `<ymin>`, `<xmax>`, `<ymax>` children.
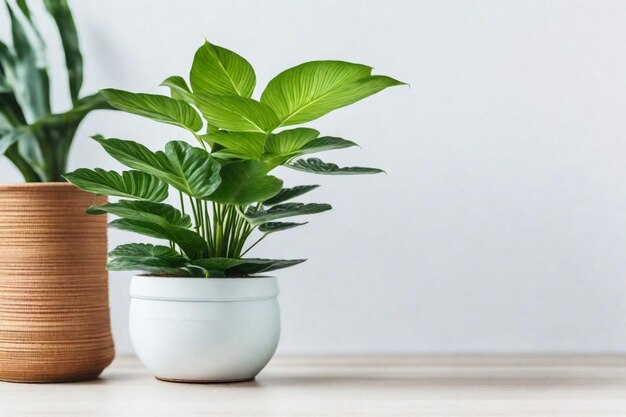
<box><xmin>65</xmin><ymin>40</ymin><xmax>405</xmax><ymax>382</ymax></box>
<box><xmin>0</xmin><ymin>0</ymin><xmax>114</xmax><ymax>382</ymax></box>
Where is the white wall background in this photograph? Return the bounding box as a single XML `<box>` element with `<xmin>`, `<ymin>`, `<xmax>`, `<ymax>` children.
<box><xmin>2</xmin><ymin>0</ymin><xmax>625</xmax><ymax>354</ymax></box>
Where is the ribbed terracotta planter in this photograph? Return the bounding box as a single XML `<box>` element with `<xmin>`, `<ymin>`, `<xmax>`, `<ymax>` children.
<box><xmin>0</xmin><ymin>183</ymin><xmax>114</xmax><ymax>383</ymax></box>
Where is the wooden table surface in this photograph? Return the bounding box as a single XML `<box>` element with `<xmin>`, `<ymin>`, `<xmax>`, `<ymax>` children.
<box><xmin>2</xmin><ymin>355</ymin><xmax>626</xmax><ymax>416</ymax></box>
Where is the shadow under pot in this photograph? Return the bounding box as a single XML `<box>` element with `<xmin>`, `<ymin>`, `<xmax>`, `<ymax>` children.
<box><xmin>129</xmin><ymin>275</ymin><xmax>280</xmax><ymax>383</ymax></box>
<box><xmin>0</xmin><ymin>183</ymin><xmax>114</xmax><ymax>383</ymax></box>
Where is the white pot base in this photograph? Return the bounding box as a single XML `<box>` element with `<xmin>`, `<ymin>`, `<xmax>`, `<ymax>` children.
<box><xmin>155</xmin><ymin>376</ymin><xmax>256</xmax><ymax>384</ymax></box>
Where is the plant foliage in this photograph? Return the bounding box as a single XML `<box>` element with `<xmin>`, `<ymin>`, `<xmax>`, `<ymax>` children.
<box><xmin>65</xmin><ymin>40</ymin><xmax>405</xmax><ymax>277</ymax></box>
<box><xmin>0</xmin><ymin>0</ymin><xmax>108</xmax><ymax>182</ymax></box>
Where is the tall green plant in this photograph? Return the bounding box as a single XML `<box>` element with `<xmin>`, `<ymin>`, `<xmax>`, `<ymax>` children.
<box><xmin>0</xmin><ymin>0</ymin><xmax>108</xmax><ymax>182</ymax></box>
<box><xmin>65</xmin><ymin>41</ymin><xmax>405</xmax><ymax>277</ymax></box>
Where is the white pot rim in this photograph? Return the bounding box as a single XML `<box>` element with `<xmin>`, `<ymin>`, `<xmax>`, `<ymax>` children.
<box><xmin>130</xmin><ymin>275</ymin><xmax>279</xmax><ymax>302</ymax></box>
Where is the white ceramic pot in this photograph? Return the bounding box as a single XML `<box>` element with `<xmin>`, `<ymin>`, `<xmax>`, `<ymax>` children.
<box><xmin>129</xmin><ymin>276</ymin><xmax>280</xmax><ymax>383</ymax></box>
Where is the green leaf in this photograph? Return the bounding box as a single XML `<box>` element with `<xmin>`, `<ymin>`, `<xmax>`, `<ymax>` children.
<box><xmin>194</xmin><ymin>94</ymin><xmax>279</xmax><ymax>133</ymax></box>
<box><xmin>244</xmin><ymin>202</ymin><xmax>332</xmax><ymax>225</ymax></box>
<box><xmin>160</xmin><ymin>75</ymin><xmax>194</xmax><ymax>103</ymax></box>
<box><xmin>298</xmin><ymin>136</ymin><xmax>357</xmax><ymax>155</ymax></box>
<box><xmin>208</xmin><ymin>160</ymin><xmax>282</xmax><ymax>204</ymax></box>
<box><xmin>200</xmin><ymin>130</ymin><xmax>266</xmax><ymax>159</ymax></box>
<box><xmin>264</xmin><ymin>127</ymin><xmax>319</xmax><ymax>156</ymax></box>
<box><xmin>258</xmin><ymin>221</ymin><xmax>307</xmax><ymax>234</ymax></box>
<box><xmin>108</xmin><ymin>243</ymin><xmax>188</xmax><ymax>275</ymax></box>
<box><xmin>191</xmin><ymin>257</ymin><xmax>305</xmax><ymax>276</ymax></box>
<box><xmin>93</xmin><ymin>135</ymin><xmax>179</xmax><ymax>183</ymax></box>
<box><xmin>262</xmin><ymin>185</ymin><xmax>319</xmax><ymax>206</ymax></box>
<box><xmin>164</xmin><ymin>141</ymin><xmax>222</xmax><ymax>198</ymax></box>
<box><xmin>261</xmin><ymin>61</ymin><xmax>405</xmax><ymax>127</ymax></box>
<box><xmin>44</xmin><ymin>0</ymin><xmax>83</xmax><ymax>104</ymax></box>
<box><xmin>287</xmin><ymin>157</ymin><xmax>383</xmax><ymax>175</ymax></box>
<box><xmin>109</xmin><ymin>218</ymin><xmax>208</xmax><ymax>260</ymax></box>
<box><xmin>87</xmin><ymin>200</ymin><xmax>191</xmax><ymax>228</ymax></box>
<box><xmin>5</xmin><ymin>0</ymin><xmax>51</xmax><ymax>121</ymax></box>
<box><xmin>190</xmin><ymin>41</ymin><xmax>255</xmax><ymax>98</ymax></box>
<box><xmin>101</xmin><ymin>88</ymin><xmax>202</xmax><ymax>132</ymax></box>
<box><xmin>64</xmin><ymin>168</ymin><xmax>168</xmax><ymax>202</ymax></box>
<box><xmin>93</xmin><ymin>136</ymin><xmax>219</xmax><ymax>197</ymax></box>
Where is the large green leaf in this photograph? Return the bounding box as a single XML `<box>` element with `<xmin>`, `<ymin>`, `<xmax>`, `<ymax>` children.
<box><xmin>164</xmin><ymin>141</ymin><xmax>222</xmax><ymax>198</ymax></box>
<box><xmin>5</xmin><ymin>0</ymin><xmax>51</xmax><ymax>122</ymax></box>
<box><xmin>109</xmin><ymin>218</ymin><xmax>208</xmax><ymax>260</ymax></box>
<box><xmin>200</xmin><ymin>130</ymin><xmax>266</xmax><ymax>160</ymax></box>
<box><xmin>261</xmin><ymin>60</ymin><xmax>404</xmax><ymax>127</ymax></box>
<box><xmin>43</xmin><ymin>0</ymin><xmax>82</xmax><ymax>104</ymax></box>
<box><xmin>160</xmin><ymin>75</ymin><xmax>194</xmax><ymax>103</ymax></box>
<box><xmin>192</xmin><ymin>257</ymin><xmax>305</xmax><ymax>276</ymax></box>
<box><xmin>264</xmin><ymin>127</ymin><xmax>319</xmax><ymax>156</ymax></box>
<box><xmin>287</xmin><ymin>157</ymin><xmax>383</xmax><ymax>175</ymax></box>
<box><xmin>194</xmin><ymin>94</ymin><xmax>279</xmax><ymax>133</ymax></box>
<box><xmin>244</xmin><ymin>202</ymin><xmax>332</xmax><ymax>225</ymax></box>
<box><xmin>93</xmin><ymin>136</ymin><xmax>217</xmax><ymax>196</ymax></box>
<box><xmin>258</xmin><ymin>221</ymin><xmax>307</xmax><ymax>234</ymax></box>
<box><xmin>93</xmin><ymin>135</ymin><xmax>178</xmax><ymax>182</ymax></box>
<box><xmin>208</xmin><ymin>160</ymin><xmax>282</xmax><ymax>204</ymax></box>
<box><xmin>262</xmin><ymin>184</ymin><xmax>319</xmax><ymax>206</ymax></box>
<box><xmin>190</xmin><ymin>41</ymin><xmax>255</xmax><ymax>98</ymax></box>
<box><xmin>108</xmin><ymin>243</ymin><xmax>189</xmax><ymax>275</ymax></box>
<box><xmin>87</xmin><ymin>200</ymin><xmax>191</xmax><ymax>228</ymax></box>
<box><xmin>101</xmin><ymin>88</ymin><xmax>202</xmax><ymax>132</ymax></box>
<box><xmin>64</xmin><ymin>168</ymin><xmax>168</xmax><ymax>202</ymax></box>
<box><xmin>298</xmin><ymin>136</ymin><xmax>357</xmax><ymax>155</ymax></box>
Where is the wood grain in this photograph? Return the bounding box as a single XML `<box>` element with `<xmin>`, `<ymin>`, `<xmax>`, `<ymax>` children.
<box><xmin>0</xmin><ymin>183</ymin><xmax>114</xmax><ymax>382</ymax></box>
<box><xmin>1</xmin><ymin>355</ymin><xmax>626</xmax><ymax>416</ymax></box>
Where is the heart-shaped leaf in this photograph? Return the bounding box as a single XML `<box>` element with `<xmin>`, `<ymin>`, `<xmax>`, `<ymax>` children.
<box><xmin>191</xmin><ymin>257</ymin><xmax>305</xmax><ymax>276</ymax></box>
<box><xmin>258</xmin><ymin>221</ymin><xmax>307</xmax><ymax>234</ymax></box>
<box><xmin>160</xmin><ymin>75</ymin><xmax>194</xmax><ymax>103</ymax></box>
<box><xmin>87</xmin><ymin>200</ymin><xmax>191</xmax><ymax>228</ymax></box>
<box><xmin>200</xmin><ymin>130</ymin><xmax>266</xmax><ymax>159</ymax></box>
<box><xmin>194</xmin><ymin>94</ymin><xmax>279</xmax><ymax>133</ymax></box>
<box><xmin>93</xmin><ymin>136</ymin><xmax>219</xmax><ymax>197</ymax></box>
<box><xmin>264</xmin><ymin>127</ymin><xmax>319</xmax><ymax>156</ymax></box>
<box><xmin>64</xmin><ymin>168</ymin><xmax>168</xmax><ymax>202</ymax></box>
<box><xmin>298</xmin><ymin>136</ymin><xmax>357</xmax><ymax>155</ymax></box>
<box><xmin>208</xmin><ymin>160</ymin><xmax>282</xmax><ymax>204</ymax></box>
<box><xmin>262</xmin><ymin>185</ymin><xmax>319</xmax><ymax>206</ymax></box>
<box><xmin>108</xmin><ymin>243</ymin><xmax>189</xmax><ymax>275</ymax></box>
<box><xmin>261</xmin><ymin>60</ymin><xmax>405</xmax><ymax>127</ymax></box>
<box><xmin>287</xmin><ymin>157</ymin><xmax>383</xmax><ymax>175</ymax></box>
<box><xmin>244</xmin><ymin>202</ymin><xmax>331</xmax><ymax>225</ymax></box>
<box><xmin>164</xmin><ymin>141</ymin><xmax>221</xmax><ymax>198</ymax></box>
<box><xmin>101</xmin><ymin>88</ymin><xmax>202</xmax><ymax>132</ymax></box>
<box><xmin>190</xmin><ymin>41</ymin><xmax>256</xmax><ymax>98</ymax></box>
<box><xmin>110</xmin><ymin>218</ymin><xmax>207</xmax><ymax>260</ymax></box>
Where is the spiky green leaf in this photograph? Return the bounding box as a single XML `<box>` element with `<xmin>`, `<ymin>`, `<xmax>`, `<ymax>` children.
<box><xmin>43</xmin><ymin>0</ymin><xmax>82</xmax><ymax>103</ymax></box>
